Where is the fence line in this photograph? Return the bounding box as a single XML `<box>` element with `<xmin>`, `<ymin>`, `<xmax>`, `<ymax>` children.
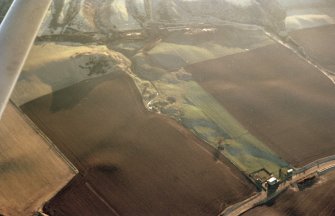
<box><xmin>294</xmin><ymin>155</ymin><xmax>335</xmax><ymax>174</ymax></box>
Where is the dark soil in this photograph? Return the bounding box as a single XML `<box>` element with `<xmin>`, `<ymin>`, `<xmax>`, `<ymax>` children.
<box><xmin>290</xmin><ymin>24</ymin><xmax>335</xmax><ymax>72</ymax></box>
<box><xmin>22</xmin><ymin>72</ymin><xmax>254</xmax><ymax>216</ymax></box>
<box><xmin>187</xmin><ymin>43</ymin><xmax>335</xmax><ymax>167</ymax></box>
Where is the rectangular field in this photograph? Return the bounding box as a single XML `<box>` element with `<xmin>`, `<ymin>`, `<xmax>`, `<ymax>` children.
<box><xmin>187</xmin><ymin>44</ymin><xmax>335</xmax><ymax>167</ymax></box>
<box><xmin>0</xmin><ymin>103</ymin><xmax>75</xmax><ymax>215</ymax></box>
<box><xmin>22</xmin><ymin>72</ymin><xmax>255</xmax><ymax>216</ymax></box>
<box><xmin>289</xmin><ymin>24</ymin><xmax>335</xmax><ymax>72</ymax></box>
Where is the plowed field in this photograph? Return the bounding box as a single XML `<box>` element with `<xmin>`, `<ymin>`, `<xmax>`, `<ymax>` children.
<box><xmin>290</xmin><ymin>24</ymin><xmax>335</xmax><ymax>72</ymax></box>
<box><xmin>22</xmin><ymin>72</ymin><xmax>254</xmax><ymax>216</ymax></box>
<box><xmin>187</xmin><ymin>44</ymin><xmax>335</xmax><ymax>166</ymax></box>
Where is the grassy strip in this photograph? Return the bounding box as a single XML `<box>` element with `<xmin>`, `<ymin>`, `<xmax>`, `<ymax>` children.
<box><xmin>177</xmin><ymin>81</ymin><xmax>288</xmax><ymax>175</ymax></box>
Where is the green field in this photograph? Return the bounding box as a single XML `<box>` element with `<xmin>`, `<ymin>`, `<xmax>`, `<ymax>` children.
<box><xmin>129</xmin><ymin>29</ymin><xmax>288</xmax><ymax>176</ymax></box>
<box><xmin>154</xmin><ymin>79</ymin><xmax>288</xmax><ymax>175</ymax></box>
<box><xmin>133</xmin><ymin>66</ymin><xmax>288</xmax><ymax>175</ymax></box>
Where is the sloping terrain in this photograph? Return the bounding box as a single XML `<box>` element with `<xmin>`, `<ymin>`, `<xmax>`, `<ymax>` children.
<box><xmin>38</xmin><ymin>0</ymin><xmax>287</xmax><ymax>37</ymax></box>
<box><xmin>5</xmin><ymin>1</ymin><xmax>335</xmax><ymax>215</ymax></box>
<box><xmin>12</xmin><ymin>43</ymin><xmax>131</xmax><ymax>106</ymax></box>
<box><xmin>136</xmin><ymin>26</ymin><xmax>272</xmax><ymax>73</ymax></box>
<box><xmin>285</xmin><ymin>8</ymin><xmax>335</xmax><ymax>31</ymax></box>
<box><xmin>22</xmin><ymin>72</ymin><xmax>255</xmax><ymax>216</ymax></box>
<box><xmin>40</xmin><ymin>0</ymin><xmax>143</xmax><ymax>35</ymax></box>
<box><xmin>289</xmin><ymin>24</ymin><xmax>335</xmax><ymax>72</ymax></box>
<box><xmin>282</xmin><ymin>0</ymin><xmax>335</xmax><ymax>83</ymax></box>
<box><xmin>0</xmin><ymin>103</ymin><xmax>75</xmax><ymax>216</ymax></box>
<box><xmin>187</xmin><ymin>44</ymin><xmax>335</xmax><ymax>167</ymax></box>
<box><xmin>278</xmin><ymin>0</ymin><xmax>335</xmax><ymax>31</ymax></box>
<box><xmin>131</xmin><ymin>24</ymin><xmax>288</xmax><ymax>176</ymax></box>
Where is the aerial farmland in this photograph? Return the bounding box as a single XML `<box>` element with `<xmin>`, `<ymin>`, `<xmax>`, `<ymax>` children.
<box><xmin>242</xmin><ymin>170</ymin><xmax>335</xmax><ymax>216</ymax></box>
<box><xmin>0</xmin><ymin>103</ymin><xmax>75</xmax><ymax>215</ymax></box>
<box><xmin>23</xmin><ymin>72</ymin><xmax>254</xmax><ymax>215</ymax></box>
<box><xmin>0</xmin><ymin>0</ymin><xmax>335</xmax><ymax>215</ymax></box>
<box><xmin>187</xmin><ymin>43</ymin><xmax>335</xmax><ymax>167</ymax></box>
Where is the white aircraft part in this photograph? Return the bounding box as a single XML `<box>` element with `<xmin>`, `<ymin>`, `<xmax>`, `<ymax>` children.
<box><xmin>0</xmin><ymin>0</ymin><xmax>51</xmax><ymax>118</ymax></box>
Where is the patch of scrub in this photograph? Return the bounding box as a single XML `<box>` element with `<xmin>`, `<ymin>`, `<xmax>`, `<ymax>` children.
<box><xmin>178</xmin><ymin>80</ymin><xmax>288</xmax><ymax>174</ymax></box>
<box><xmin>12</xmin><ymin>43</ymin><xmax>132</xmax><ymax>106</ymax></box>
<box><xmin>138</xmin><ymin>69</ymin><xmax>287</xmax><ymax>175</ymax></box>
<box><xmin>129</xmin><ymin>27</ymin><xmax>288</xmax><ymax>176</ymax></box>
<box><xmin>39</xmin><ymin>0</ymin><xmax>142</xmax><ymax>36</ymax></box>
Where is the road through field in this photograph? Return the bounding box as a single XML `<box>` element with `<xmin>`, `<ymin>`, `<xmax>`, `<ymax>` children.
<box><xmin>220</xmin><ymin>156</ymin><xmax>335</xmax><ymax>216</ymax></box>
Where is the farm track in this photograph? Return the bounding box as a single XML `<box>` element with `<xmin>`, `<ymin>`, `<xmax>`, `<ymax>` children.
<box><xmin>220</xmin><ymin>156</ymin><xmax>335</xmax><ymax>216</ymax></box>
<box><xmin>288</xmin><ymin>24</ymin><xmax>335</xmax><ymax>82</ymax></box>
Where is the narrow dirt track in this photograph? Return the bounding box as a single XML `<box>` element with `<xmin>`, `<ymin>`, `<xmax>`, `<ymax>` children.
<box><xmin>222</xmin><ymin>157</ymin><xmax>335</xmax><ymax>216</ymax></box>
<box><xmin>250</xmin><ymin>170</ymin><xmax>335</xmax><ymax>216</ymax></box>
<box><xmin>289</xmin><ymin>24</ymin><xmax>335</xmax><ymax>72</ymax></box>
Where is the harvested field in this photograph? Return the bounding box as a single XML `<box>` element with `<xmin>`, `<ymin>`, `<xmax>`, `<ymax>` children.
<box><xmin>0</xmin><ymin>103</ymin><xmax>75</xmax><ymax>216</ymax></box>
<box><xmin>22</xmin><ymin>72</ymin><xmax>255</xmax><ymax>215</ymax></box>
<box><xmin>187</xmin><ymin>44</ymin><xmax>335</xmax><ymax>167</ymax></box>
<box><xmin>243</xmin><ymin>172</ymin><xmax>335</xmax><ymax>216</ymax></box>
<box><xmin>289</xmin><ymin>24</ymin><xmax>335</xmax><ymax>72</ymax></box>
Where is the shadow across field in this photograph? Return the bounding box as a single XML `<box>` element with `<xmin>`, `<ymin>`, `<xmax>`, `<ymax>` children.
<box><xmin>22</xmin><ymin>72</ymin><xmax>255</xmax><ymax>216</ymax></box>
<box><xmin>48</xmin><ymin>74</ymin><xmax>109</xmax><ymax>112</ymax></box>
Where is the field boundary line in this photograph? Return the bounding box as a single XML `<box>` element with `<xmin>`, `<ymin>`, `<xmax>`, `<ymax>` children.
<box><xmin>10</xmin><ymin>101</ymin><xmax>79</xmax><ymax>174</ymax></box>
<box><xmin>219</xmin><ymin>155</ymin><xmax>335</xmax><ymax>216</ymax></box>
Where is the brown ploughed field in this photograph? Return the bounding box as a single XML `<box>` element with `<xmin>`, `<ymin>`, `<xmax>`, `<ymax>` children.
<box><xmin>290</xmin><ymin>24</ymin><xmax>335</xmax><ymax>72</ymax></box>
<box><xmin>0</xmin><ymin>103</ymin><xmax>75</xmax><ymax>215</ymax></box>
<box><xmin>22</xmin><ymin>72</ymin><xmax>254</xmax><ymax>216</ymax></box>
<box><xmin>187</xmin><ymin>44</ymin><xmax>335</xmax><ymax>167</ymax></box>
<box><xmin>243</xmin><ymin>171</ymin><xmax>335</xmax><ymax>216</ymax></box>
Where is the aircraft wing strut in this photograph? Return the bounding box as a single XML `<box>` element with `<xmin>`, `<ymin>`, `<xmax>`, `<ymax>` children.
<box><xmin>0</xmin><ymin>0</ymin><xmax>51</xmax><ymax>118</ymax></box>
